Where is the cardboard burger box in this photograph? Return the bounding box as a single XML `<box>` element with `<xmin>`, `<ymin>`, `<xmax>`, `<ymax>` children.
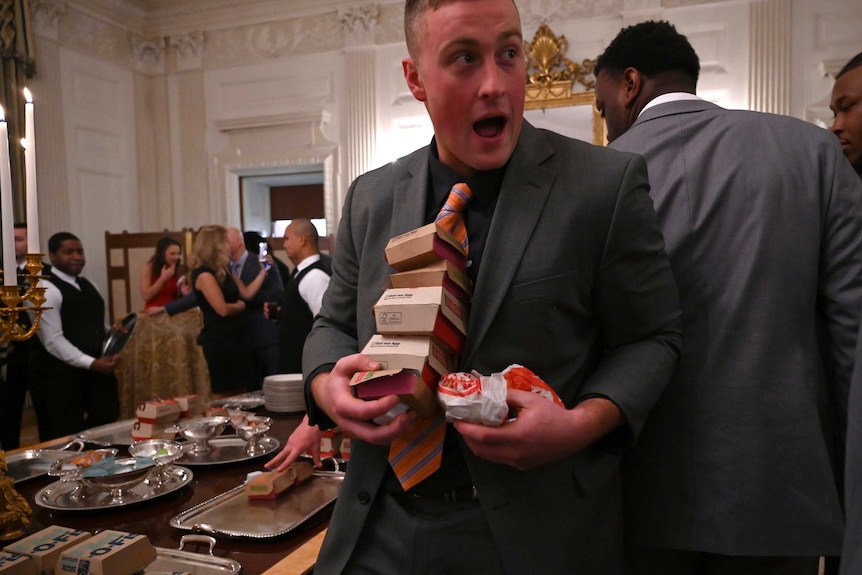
<box><xmin>0</xmin><ymin>551</ymin><xmax>36</xmax><ymax>575</ymax></box>
<box><xmin>130</xmin><ymin>420</ymin><xmax>176</xmax><ymax>442</ymax></box>
<box><xmin>173</xmin><ymin>394</ymin><xmax>204</xmax><ymax>418</ymax></box>
<box><xmin>384</xmin><ymin>223</ymin><xmax>467</xmax><ymax>272</ymax></box>
<box><xmin>3</xmin><ymin>526</ymin><xmax>92</xmax><ymax>575</ymax></box>
<box><xmin>57</xmin><ymin>530</ymin><xmax>156</xmax><ymax>575</ymax></box>
<box><xmin>135</xmin><ymin>399</ymin><xmax>182</xmax><ymax>425</ymax></box>
<box><xmin>373</xmin><ymin>287</ymin><xmax>468</xmax><ymax>354</ymax></box>
<box><xmin>360</xmin><ymin>334</ymin><xmax>457</xmax><ymax>383</ymax></box>
<box><xmin>351</xmin><ymin>368</ymin><xmax>439</xmax><ymax>417</ymax></box>
<box><xmin>389</xmin><ymin>258</ymin><xmax>473</xmax><ymax>302</ymax></box>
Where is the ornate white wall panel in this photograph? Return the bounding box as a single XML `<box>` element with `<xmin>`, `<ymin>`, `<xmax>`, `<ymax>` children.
<box><xmin>749</xmin><ymin>0</ymin><xmax>790</xmax><ymax>115</ymax></box>
<box><xmin>60</xmin><ymin>48</ymin><xmax>137</xmax><ymax>296</ymax></box>
<box><xmin>791</xmin><ymin>0</ymin><xmax>862</xmax><ymax>128</ymax></box>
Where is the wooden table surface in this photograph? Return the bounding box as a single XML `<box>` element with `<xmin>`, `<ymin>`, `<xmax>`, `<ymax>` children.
<box><xmin>10</xmin><ymin>410</ymin><xmax>329</xmax><ymax>575</ymax></box>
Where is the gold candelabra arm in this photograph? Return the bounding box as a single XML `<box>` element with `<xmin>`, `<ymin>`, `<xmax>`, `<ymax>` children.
<box><xmin>0</xmin><ymin>254</ymin><xmax>52</xmax><ymax>345</ymax></box>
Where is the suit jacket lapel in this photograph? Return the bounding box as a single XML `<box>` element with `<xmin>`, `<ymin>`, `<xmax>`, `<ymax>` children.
<box><xmin>463</xmin><ymin>123</ymin><xmax>556</xmax><ymax>364</ymax></box>
<box><xmin>390</xmin><ymin>150</ymin><xmax>430</xmax><ymax>237</ymax></box>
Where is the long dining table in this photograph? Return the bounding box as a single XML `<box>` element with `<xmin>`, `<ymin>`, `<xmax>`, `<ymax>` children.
<box><xmin>9</xmin><ymin>410</ymin><xmax>330</xmax><ymax>575</ymax></box>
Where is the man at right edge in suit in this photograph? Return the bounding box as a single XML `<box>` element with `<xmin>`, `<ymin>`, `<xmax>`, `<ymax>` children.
<box><xmin>836</xmin><ymin>51</ymin><xmax>862</xmax><ymax>575</ymax></box>
<box><xmin>595</xmin><ymin>21</ymin><xmax>862</xmax><ymax>574</ymax></box>
<box><xmin>302</xmin><ymin>1</ymin><xmax>682</xmax><ymax>573</ymax></box>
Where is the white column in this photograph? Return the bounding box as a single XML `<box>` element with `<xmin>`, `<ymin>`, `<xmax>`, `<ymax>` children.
<box><xmin>749</xmin><ymin>0</ymin><xmax>791</xmax><ymax>115</ymax></box>
<box><xmin>344</xmin><ymin>48</ymin><xmax>377</xmax><ymax>187</ymax></box>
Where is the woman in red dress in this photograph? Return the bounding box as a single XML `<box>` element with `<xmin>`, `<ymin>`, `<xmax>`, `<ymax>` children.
<box><xmin>139</xmin><ymin>237</ymin><xmax>190</xmax><ymax>309</ymax></box>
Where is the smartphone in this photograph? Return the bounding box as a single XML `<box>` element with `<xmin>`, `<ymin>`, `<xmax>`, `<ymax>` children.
<box><xmin>258</xmin><ymin>241</ymin><xmax>271</xmax><ymax>269</ymax></box>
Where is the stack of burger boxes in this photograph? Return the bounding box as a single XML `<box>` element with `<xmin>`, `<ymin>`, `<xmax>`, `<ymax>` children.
<box><xmin>1</xmin><ymin>526</ymin><xmax>159</xmax><ymax>575</ymax></box>
<box><xmin>350</xmin><ymin>222</ymin><xmax>471</xmax><ymax>418</ymax></box>
<box><xmin>131</xmin><ymin>395</ymin><xmax>204</xmax><ymax>441</ymax></box>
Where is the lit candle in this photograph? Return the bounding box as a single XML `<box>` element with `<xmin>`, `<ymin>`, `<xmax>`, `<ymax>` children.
<box><xmin>23</xmin><ymin>87</ymin><xmax>39</xmax><ymax>254</ymax></box>
<box><xmin>0</xmin><ymin>106</ymin><xmax>15</xmax><ymax>286</ymax></box>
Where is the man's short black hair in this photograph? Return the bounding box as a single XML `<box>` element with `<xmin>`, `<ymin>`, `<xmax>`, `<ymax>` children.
<box><xmin>13</xmin><ymin>222</ymin><xmax>25</xmax><ymax>230</ymax></box>
<box><xmin>595</xmin><ymin>20</ymin><xmax>700</xmax><ymax>83</ymax></box>
<box><xmin>48</xmin><ymin>232</ymin><xmax>80</xmax><ymax>253</ymax></box>
<box><xmin>837</xmin><ymin>51</ymin><xmax>862</xmax><ymax>79</ymax></box>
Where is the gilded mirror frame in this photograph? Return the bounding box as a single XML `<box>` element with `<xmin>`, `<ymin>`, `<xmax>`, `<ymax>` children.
<box><xmin>524</xmin><ymin>23</ymin><xmax>607</xmax><ymax>146</ymax></box>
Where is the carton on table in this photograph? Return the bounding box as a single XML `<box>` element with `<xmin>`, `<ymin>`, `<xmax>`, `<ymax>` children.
<box><xmin>3</xmin><ymin>526</ymin><xmax>91</xmax><ymax>575</ymax></box>
<box><xmin>384</xmin><ymin>223</ymin><xmax>467</xmax><ymax>272</ymax></box>
<box><xmin>360</xmin><ymin>334</ymin><xmax>457</xmax><ymax>382</ymax></box>
<box><xmin>351</xmin><ymin>369</ymin><xmax>439</xmax><ymax>417</ymax></box>
<box><xmin>57</xmin><ymin>530</ymin><xmax>156</xmax><ymax>575</ymax></box>
<box><xmin>131</xmin><ymin>420</ymin><xmax>176</xmax><ymax>442</ymax></box>
<box><xmin>0</xmin><ymin>552</ymin><xmax>36</xmax><ymax>575</ymax></box>
<box><xmin>373</xmin><ymin>286</ymin><xmax>468</xmax><ymax>354</ymax></box>
<box><xmin>389</xmin><ymin>259</ymin><xmax>473</xmax><ymax>302</ymax></box>
<box><xmin>135</xmin><ymin>399</ymin><xmax>182</xmax><ymax>425</ymax></box>
<box><xmin>174</xmin><ymin>394</ymin><xmax>204</xmax><ymax>418</ymax></box>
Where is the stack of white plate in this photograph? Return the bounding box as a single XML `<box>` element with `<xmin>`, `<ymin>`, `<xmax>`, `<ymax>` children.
<box><xmin>263</xmin><ymin>373</ymin><xmax>306</xmax><ymax>413</ymax></box>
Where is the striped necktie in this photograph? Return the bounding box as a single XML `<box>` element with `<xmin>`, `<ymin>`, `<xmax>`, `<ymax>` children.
<box><xmin>387</xmin><ymin>182</ymin><xmax>473</xmax><ymax>492</ymax></box>
<box><xmin>434</xmin><ymin>182</ymin><xmax>473</xmax><ymax>253</ymax></box>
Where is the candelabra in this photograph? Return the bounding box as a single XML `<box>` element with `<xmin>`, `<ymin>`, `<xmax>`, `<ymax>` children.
<box><xmin>0</xmin><ymin>254</ymin><xmax>50</xmax><ymax>345</ymax></box>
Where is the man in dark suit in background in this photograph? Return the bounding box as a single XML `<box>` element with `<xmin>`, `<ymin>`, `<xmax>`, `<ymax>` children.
<box><xmin>300</xmin><ymin>1</ymin><xmax>682</xmax><ymax>573</ymax></box>
<box><xmin>831</xmin><ymin>51</ymin><xmax>862</xmax><ymax>177</ymax></box>
<box><xmin>227</xmin><ymin>227</ymin><xmax>282</xmax><ymax>390</ymax></box>
<box><xmin>595</xmin><ymin>21</ymin><xmax>862</xmax><ymax>574</ymax></box>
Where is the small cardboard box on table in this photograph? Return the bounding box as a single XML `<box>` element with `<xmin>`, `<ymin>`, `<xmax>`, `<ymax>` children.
<box><xmin>0</xmin><ymin>551</ymin><xmax>36</xmax><ymax>575</ymax></box>
<box><xmin>57</xmin><ymin>530</ymin><xmax>156</xmax><ymax>575</ymax></box>
<box><xmin>3</xmin><ymin>526</ymin><xmax>92</xmax><ymax>575</ymax></box>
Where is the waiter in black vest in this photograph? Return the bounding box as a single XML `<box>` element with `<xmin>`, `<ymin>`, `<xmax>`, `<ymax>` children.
<box><xmin>29</xmin><ymin>232</ymin><xmax>120</xmax><ymax>441</ymax></box>
<box><xmin>275</xmin><ymin>219</ymin><xmax>331</xmax><ymax>374</ymax></box>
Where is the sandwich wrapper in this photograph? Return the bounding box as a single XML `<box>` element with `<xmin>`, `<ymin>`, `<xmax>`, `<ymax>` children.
<box><xmin>438</xmin><ymin>365</ymin><xmax>564</xmax><ymax>426</ymax></box>
<box><xmin>3</xmin><ymin>526</ymin><xmax>91</xmax><ymax>575</ymax></box>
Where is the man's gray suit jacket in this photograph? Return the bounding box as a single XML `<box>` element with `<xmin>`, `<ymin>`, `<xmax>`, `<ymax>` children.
<box><xmin>611</xmin><ymin>99</ymin><xmax>862</xmax><ymax>556</ymax></box>
<box><xmin>303</xmin><ymin>122</ymin><xmax>683</xmax><ymax>574</ymax></box>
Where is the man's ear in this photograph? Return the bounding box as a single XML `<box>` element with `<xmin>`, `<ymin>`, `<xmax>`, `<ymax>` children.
<box><xmin>402</xmin><ymin>58</ymin><xmax>427</xmax><ymax>102</ymax></box>
<box><xmin>621</xmin><ymin>67</ymin><xmax>643</xmax><ymax>109</ymax></box>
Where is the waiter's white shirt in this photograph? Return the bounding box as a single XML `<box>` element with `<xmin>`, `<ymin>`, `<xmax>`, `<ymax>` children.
<box><xmin>34</xmin><ymin>268</ymin><xmax>109</xmax><ymax>369</ymax></box>
<box><xmin>293</xmin><ymin>254</ymin><xmax>330</xmax><ymax>317</ymax></box>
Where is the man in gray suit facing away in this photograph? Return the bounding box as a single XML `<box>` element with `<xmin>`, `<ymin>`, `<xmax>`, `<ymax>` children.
<box><xmin>301</xmin><ymin>1</ymin><xmax>683</xmax><ymax>573</ymax></box>
<box><xmin>595</xmin><ymin>21</ymin><xmax>862</xmax><ymax>574</ymax></box>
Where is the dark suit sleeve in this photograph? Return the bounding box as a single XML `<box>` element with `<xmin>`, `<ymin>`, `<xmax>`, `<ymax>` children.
<box><xmin>165</xmin><ymin>292</ymin><xmax>197</xmax><ymax>316</ymax></box>
<box><xmin>580</xmin><ymin>153</ymin><xmax>683</xmax><ymax>439</ymax></box>
<box><xmin>303</xmin><ymin>178</ymin><xmax>365</xmax><ymax>429</ymax></box>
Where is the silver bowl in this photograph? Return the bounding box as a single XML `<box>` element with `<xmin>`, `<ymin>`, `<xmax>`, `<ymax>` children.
<box><xmin>128</xmin><ymin>439</ymin><xmax>184</xmax><ymax>487</ymax></box>
<box><xmin>77</xmin><ymin>456</ymin><xmax>156</xmax><ymax>504</ymax></box>
<box><xmin>234</xmin><ymin>415</ymin><xmax>272</xmax><ymax>456</ymax></box>
<box><xmin>168</xmin><ymin>416</ymin><xmax>230</xmax><ymax>455</ymax></box>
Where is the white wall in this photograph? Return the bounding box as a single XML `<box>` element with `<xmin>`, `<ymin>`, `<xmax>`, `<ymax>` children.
<box><xmin>59</xmin><ymin>49</ymin><xmax>138</xmax><ymax>300</ymax></box>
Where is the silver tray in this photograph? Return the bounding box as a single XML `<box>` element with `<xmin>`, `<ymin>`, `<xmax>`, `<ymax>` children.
<box><xmin>35</xmin><ymin>465</ymin><xmax>193</xmax><ymax>511</ymax></box>
<box><xmin>207</xmin><ymin>390</ymin><xmax>265</xmax><ymax>409</ymax></box>
<box><xmin>7</xmin><ymin>440</ymin><xmax>86</xmax><ymax>484</ymax></box>
<box><xmin>170</xmin><ymin>470</ymin><xmax>344</xmax><ymax>539</ymax></box>
<box><xmin>177</xmin><ymin>435</ymin><xmax>280</xmax><ymax>467</ymax></box>
<box><xmin>102</xmin><ymin>312</ymin><xmax>137</xmax><ymax>357</ymax></box>
<box><xmin>147</xmin><ymin>535</ymin><xmax>240</xmax><ymax>574</ymax></box>
<box><xmin>76</xmin><ymin>418</ymin><xmax>137</xmax><ymax>446</ymax></box>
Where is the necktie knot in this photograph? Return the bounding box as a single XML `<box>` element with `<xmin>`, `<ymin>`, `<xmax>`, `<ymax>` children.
<box><xmin>435</xmin><ymin>182</ymin><xmax>473</xmax><ymax>254</ymax></box>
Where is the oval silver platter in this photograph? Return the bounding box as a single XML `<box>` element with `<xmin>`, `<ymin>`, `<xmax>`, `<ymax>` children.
<box><xmin>207</xmin><ymin>390</ymin><xmax>266</xmax><ymax>409</ymax></box>
<box><xmin>177</xmin><ymin>435</ymin><xmax>280</xmax><ymax>466</ymax></box>
<box><xmin>76</xmin><ymin>418</ymin><xmax>137</xmax><ymax>446</ymax></box>
<box><xmin>169</xmin><ymin>471</ymin><xmax>344</xmax><ymax>539</ymax></box>
<box><xmin>7</xmin><ymin>449</ymin><xmax>82</xmax><ymax>484</ymax></box>
<box><xmin>34</xmin><ymin>465</ymin><xmax>193</xmax><ymax>511</ymax></box>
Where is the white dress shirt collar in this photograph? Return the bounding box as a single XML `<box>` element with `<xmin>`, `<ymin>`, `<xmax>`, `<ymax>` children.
<box><xmin>639</xmin><ymin>92</ymin><xmax>705</xmax><ymax>118</ymax></box>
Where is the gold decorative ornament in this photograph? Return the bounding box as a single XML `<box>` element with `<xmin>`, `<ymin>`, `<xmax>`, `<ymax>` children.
<box><xmin>0</xmin><ymin>254</ymin><xmax>50</xmax><ymax>345</ymax></box>
<box><xmin>0</xmin><ymin>450</ymin><xmax>33</xmax><ymax>541</ymax></box>
<box><xmin>524</xmin><ymin>23</ymin><xmax>606</xmax><ymax>145</ymax></box>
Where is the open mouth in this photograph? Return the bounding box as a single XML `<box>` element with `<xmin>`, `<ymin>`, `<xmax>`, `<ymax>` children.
<box><xmin>473</xmin><ymin>116</ymin><xmax>506</xmax><ymax>138</ymax></box>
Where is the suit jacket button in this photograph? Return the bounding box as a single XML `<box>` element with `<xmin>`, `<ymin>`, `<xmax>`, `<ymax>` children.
<box><xmin>358</xmin><ymin>491</ymin><xmax>371</xmax><ymax>504</ymax></box>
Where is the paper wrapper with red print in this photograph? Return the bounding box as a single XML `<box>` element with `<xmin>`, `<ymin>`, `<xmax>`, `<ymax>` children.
<box><xmin>437</xmin><ymin>364</ymin><xmax>563</xmax><ymax>426</ymax></box>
